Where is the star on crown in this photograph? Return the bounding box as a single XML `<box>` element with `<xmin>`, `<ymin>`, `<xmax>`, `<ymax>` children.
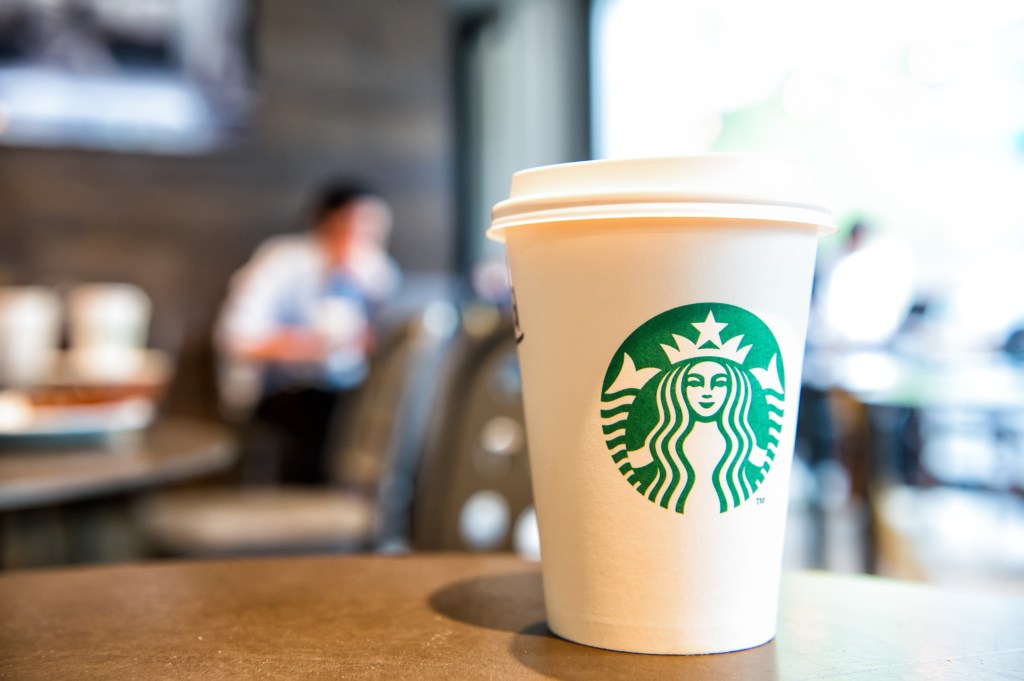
<box><xmin>661</xmin><ymin>311</ymin><xmax>752</xmax><ymax>365</ymax></box>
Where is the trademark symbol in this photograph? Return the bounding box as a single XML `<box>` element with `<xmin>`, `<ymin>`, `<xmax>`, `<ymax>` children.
<box><xmin>756</xmin><ymin>497</ymin><xmax>765</xmax><ymax>505</ymax></box>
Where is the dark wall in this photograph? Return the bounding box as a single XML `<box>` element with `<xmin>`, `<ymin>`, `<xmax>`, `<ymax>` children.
<box><xmin>0</xmin><ymin>0</ymin><xmax>455</xmax><ymax>417</ymax></box>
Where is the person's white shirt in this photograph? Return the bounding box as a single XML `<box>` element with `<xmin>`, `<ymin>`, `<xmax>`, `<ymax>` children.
<box><xmin>215</xmin><ymin>232</ymin><xmax>400</xmax><ymax>415</ymax></box>
<box><xmin>813</xmin><ymin>236</ymin><xmax>915</xmax><ymax>349</ymax></box>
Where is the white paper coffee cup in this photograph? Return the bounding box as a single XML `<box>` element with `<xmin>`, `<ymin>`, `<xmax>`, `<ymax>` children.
<box><xmin>0</xmin><ymin>286</ymin><xmax>61</xmax><ymax>387</ymax></box>
<box><xmin>67</xmin><ymin>283</ymin><xmax>151</xmax><ymax>383</ymax></box>
<box><xmin>489</xmin><ymin>155</ymin><xmax>835</xmax><ymax>655</ymax></box>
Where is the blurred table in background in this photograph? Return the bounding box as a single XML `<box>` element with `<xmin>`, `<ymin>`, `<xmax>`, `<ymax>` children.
<box><xmin>812</xmin><ymin>349</ymin><xmax>1024</xmax><ymax>411</ymax></box>
<box><xmin>0</xmin><ymin>418</ymin><xmax>237</xmax><ymax>568</ymax></box>
<box><xmin>806</xmin><ymin>348</ymin><xmax>1024</xmax><ymax>588</ymax></box>
<box><xmin>2</xmin><ymin>554</ymin><xmax>1022</xmax><ymax>679</ymax></box>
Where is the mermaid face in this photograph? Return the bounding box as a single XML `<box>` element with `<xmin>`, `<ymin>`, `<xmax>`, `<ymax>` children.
<box><xmin>685</xmin><ymin>361</ymin><xmax>729</xmax><ymax>419</ymax></box>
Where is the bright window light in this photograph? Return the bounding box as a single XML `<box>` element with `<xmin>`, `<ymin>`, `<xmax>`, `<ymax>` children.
<box><xmin>592</xmin><ymin>0</ymin><xmax>1024</xmax><ymax>344</ymax></box>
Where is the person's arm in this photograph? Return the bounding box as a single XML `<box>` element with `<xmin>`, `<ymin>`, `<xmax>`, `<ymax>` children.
<box><xmin>216</xmin><ymin>238</ymin><xmax>328</xmax><ymax>364</ymax></box>
<box><xmin>240</xmin><ymin>328</ymin><xmax>326</xmax><ymax>363</ymax></box>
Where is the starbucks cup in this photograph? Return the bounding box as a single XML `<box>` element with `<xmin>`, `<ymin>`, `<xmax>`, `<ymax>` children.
<box><xmin>67</xmin><ymin>284</ymin><xmax>151</xmax><ymax>383</ymax></box>
<box><xmin>0</xmin><ymin>286</ymin><xmax>61</xmax><ymax>387</ymax></box>
<box><xmin>489</xmin><ymin>155</ymin><xmax>835</xmax><ymax>655</ymax></box>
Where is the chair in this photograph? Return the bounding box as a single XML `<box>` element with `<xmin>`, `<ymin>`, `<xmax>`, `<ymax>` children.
<box><xmin>138</xmin><ymin>303</ymin><xmax>457</xmax><ymax>557</ymax></box>
<box><xmin>411</xmin><ymin>307</ymin><xmax>538</xmax><ymax>558</ymax></box>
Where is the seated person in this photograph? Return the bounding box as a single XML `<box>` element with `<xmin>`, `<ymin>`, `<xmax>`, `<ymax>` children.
<box><xmin>216</xmin><ymin>181</ymin><xmax>400</xmax><ymax>484</ymax></box>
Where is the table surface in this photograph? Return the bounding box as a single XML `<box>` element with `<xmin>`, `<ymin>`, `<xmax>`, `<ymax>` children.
<box><xmin>1</xmin><ymin>554</ymin><xmax>1021</xmax><ymax>680</ymax></box>
<box><xmin>0</xmin><ymin>418</ymin><xmax>237</xmax><ymax>511</ymax></box>
<box><xmin>806</xmin><ymin>349</ymin><xmax>1024</xmax><ymax>410</ymax></box>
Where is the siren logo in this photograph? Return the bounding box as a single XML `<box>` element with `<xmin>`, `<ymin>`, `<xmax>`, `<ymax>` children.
<box><xmin>601</xmin><ymin>303</ymin><xmax>785</xmax><ymax>514</ymax></box>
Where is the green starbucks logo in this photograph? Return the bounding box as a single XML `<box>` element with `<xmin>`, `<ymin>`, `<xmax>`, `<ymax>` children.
<box><xmin>601</xmin><ymin>303</ymin><xmax>785</xmax><ymax>514</ymax></box>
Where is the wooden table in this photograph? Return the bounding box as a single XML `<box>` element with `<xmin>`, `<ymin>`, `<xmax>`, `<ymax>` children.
<box><xmin>2</xmin><ymin>554</ymin><xmax>1021</xmax><ymax>679</ymax></box>
<box><xmin>0</xmin><ymin>418</ymin><xmax>237</xmax><ymax>568</ymax></box>
<box><xmin>0</xmin><ymin>418</ymin><xmax>237</xmax><ymax>511</ymax></box>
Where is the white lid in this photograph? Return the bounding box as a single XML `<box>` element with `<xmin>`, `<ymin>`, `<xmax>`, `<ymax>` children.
<box><xmin>488</xmin><ymin>154</ymin><xmax>836</xmax><ymax>240</ymax></box>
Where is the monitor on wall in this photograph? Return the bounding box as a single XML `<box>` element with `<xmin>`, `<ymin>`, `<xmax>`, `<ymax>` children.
<box><xmin>0</xmin><ymin>0</ymin><xmax>254</xmax><ymax>155</ymax></box>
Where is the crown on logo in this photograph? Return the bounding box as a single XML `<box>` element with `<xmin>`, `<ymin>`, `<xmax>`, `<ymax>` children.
<box><xmin>661</xmin><ymin>311</ymin><xmax>752</xmax><ymax>365</ymax></box>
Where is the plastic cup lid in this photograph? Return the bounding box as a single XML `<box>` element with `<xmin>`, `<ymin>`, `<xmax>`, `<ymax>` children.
<box><xmin>488</xmin><ymin>154</ymin><xmax>837</xmax><ymax>240</ymax></box>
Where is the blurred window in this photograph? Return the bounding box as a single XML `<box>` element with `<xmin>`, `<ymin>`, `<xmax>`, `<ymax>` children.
<box><xmin>592</xmin><ymin>0</ymin><xmax>1024</xmax><ymax>346</ymax></box>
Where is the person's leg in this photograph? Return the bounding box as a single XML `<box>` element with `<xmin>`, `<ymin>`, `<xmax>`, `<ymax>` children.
<box><xmin>255</xmin><ymin>388</ymin><xmax>339</xmax><ymax>485</ymax></box>
<box><xmin>320</xmin><ymin>387</ymin><xmax>361</xmax><ymax>485</ymax></box>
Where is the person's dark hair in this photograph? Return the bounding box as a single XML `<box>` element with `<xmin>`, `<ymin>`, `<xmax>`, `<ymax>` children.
<box><xmin>311</xmin><ymin>180</ymin><xmax>378</xmax><ymax>225</ymax></box>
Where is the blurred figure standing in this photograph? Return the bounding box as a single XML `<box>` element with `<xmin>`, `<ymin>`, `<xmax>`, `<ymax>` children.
<box><xmin>799</xmin><ymin>219</ymin><xmax>916</xmax><ymax>563</ymax></box>
<box><xmin>810</xmin><ymin>220</ymin><xmax>915</xmax><ymax>350</ymax></box>
<box><xmin>216</xmin><ymin>181</ymin><xmax>400</xmax><ymax>484</ymax></box>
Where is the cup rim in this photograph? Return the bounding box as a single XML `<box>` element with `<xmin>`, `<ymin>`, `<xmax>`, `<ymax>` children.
<box><xmin>488</xmin><ymin>155</ymin><xmax>837</xmax><ymax>241</ymax></box>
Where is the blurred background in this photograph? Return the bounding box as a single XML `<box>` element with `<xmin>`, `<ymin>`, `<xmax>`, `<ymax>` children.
<box><xmin>1</xmin><ymin>0</ymin><xmax>1022</xmax><ymax>596</ymax></box>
